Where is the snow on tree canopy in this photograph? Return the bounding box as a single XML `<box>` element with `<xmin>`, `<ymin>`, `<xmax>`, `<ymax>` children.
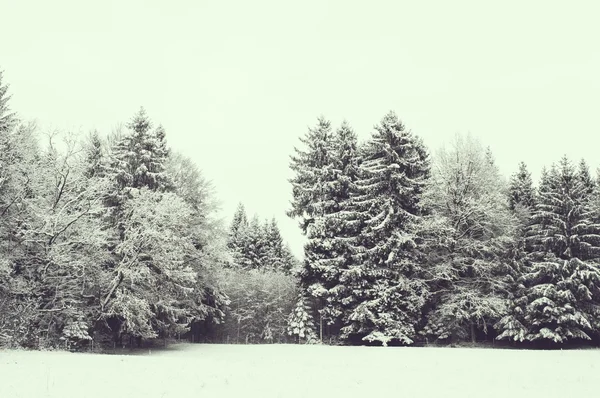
<box><xmin>339</xmin><ymin>111</ymin><xmax>430</xmax><ymax>345</ymax></box>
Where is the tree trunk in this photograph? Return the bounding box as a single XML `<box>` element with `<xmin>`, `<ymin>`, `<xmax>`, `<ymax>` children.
<box><xmin>319</xmin><ymin>315</ymin><xmax>323</xmax><ymax>342</ymax></box>
<box><xmin>470</xmin><ymin>321</ymin><xmax>476</xmax><ymax>343</ymax></box>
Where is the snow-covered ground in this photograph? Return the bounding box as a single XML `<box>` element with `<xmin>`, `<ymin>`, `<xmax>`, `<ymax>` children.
<box><xmin>0</xmin><ymin>344</ymin><xmax>597</xmax><ymax>398</ymax></box>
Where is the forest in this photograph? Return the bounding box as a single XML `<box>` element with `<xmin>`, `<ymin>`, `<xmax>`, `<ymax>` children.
<box><xmin>2</xmin><ymin>69</ymin><xmax>600</xmax><ymax>351</ymax></box>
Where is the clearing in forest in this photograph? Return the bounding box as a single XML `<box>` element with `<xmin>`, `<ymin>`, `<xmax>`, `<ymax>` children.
<box><xmin>0</xmin><ymin>344</ymin><xmax>596</xmax><ymax>397</ymax></box>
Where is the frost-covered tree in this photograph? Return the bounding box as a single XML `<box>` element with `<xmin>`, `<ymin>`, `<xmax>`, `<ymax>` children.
<box><xmin>0</xmin><ymin>120</ymin><xmax>41</xmax><ymax>347</ymax></box>
<box><xmin>229</xmin><ymin>203</ymin><xmax>248</xmax><ymax>246</ymax></box>
<box><xmin>496</xmin><ymin>156</ymin><xmax>600</xmax><ymax>343</ymax></box>
<box><xmin>100</xmin><ymin>109</ymin><xmax>199</xmax><ymax>343</ymax></box>
<box><xmin>0</xmin><ymin>78</ymin><xmax>43</xmax><ymax>347</ymax></box>
<box><xmin>509</xmin><ymin>161</ymin><xmax>536</xmax><ymax>211</ymax></box>
<box><xmin>420</xmin><ymin>134</ymin><xmax>517</xmax><ymax>343</ymax></box>
<box><xmin>578</xmin><ymin>158</ymin><xmax>595</xmax><ymax>196</ymax></box>
<box><xmin>0</xmin><ymin>70</ymin><xmax>17</xmax><ymax>134</ymax></box>
<box><xmin>287</xmin><ymin>292</ymin><xmax>319</xmax><ymax>343</ymax></box>
<box><xmin>108</xmin><ymin>107</ymin><xmax>173</xmax><ymax>195</ymax></box>
<box><xmin>226</xmin><ymin>203</ymin><xmax>250</xmax><ymax>268</ymax></box>
<box><xmin>219</xmin><ymin>268</ymin><xmax>297</xmax><ymax>343</ymax></box>
<box><xmin>263</xmin><ymin>218</ymin><xmax>297</xmax><ymax>274</ymax></box>
<box><xmin>226</xmin><ymin>205</ymin><xmax>297</xmax><ymax>274</ymax></box>
<box><xmin>101</xmin><ymin>189</ymin><xmax>198</xmax><ymax>340</ymax></box>
<box><xmin>83</xmin><ymin>130</ymin><xmax>107</xmax><ymax>178</ymax></box>
<box><xmin>288</xmin><ymin>116</ymin><xmax>336</xmax><ymax>233</ymax></box>
<box><xmin>314</xmin><ymin>121</ymin><xmax>361</xmax><ymax>329</ymax></box>
<box><xmin>165</xmin><ymin>151</ymin><xmax>229</xmax><ymax>333</ymax></box>
<box><xmin>340</xmin><ymin>111</ymin><xmax>430</xmax><ymax>345</ymax></box>
<box><xmin>245</xmin><ymin>215</ymin><xmax>269</xmax><ymax>270</ymax></box>
<box><xmin>21</xmin><ymin>132</ymin><xmax>112</xmax><ymax>348</ymax></box>
<box><xmin>287</xmin><ymin>116</ymin><xmax>339</xmax><ymax>339</ymax></box>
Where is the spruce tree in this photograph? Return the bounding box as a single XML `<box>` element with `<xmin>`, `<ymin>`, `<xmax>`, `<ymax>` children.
<box><xmin>578</xmin><ymin>158</ymin><xmax>595</xmax><ymax>196</ymax></box>
<box><xmin>317</xmin><ymin>121</ymin><xmax>361</xmax><ymax>329</ymax></box>
<box><xmin>83</xmin><ymin>130</ymin><xmax>106</xmax><ymax>178</ymax></box>
<box><xmin>227</xmin><ymin>203</ymin><xmax>249</xmax><ymax>268</ymax></box>
<box><xmin>509</xmin><ymin>161</ymin><xmax>536</xmax><ymax>211</ymax></box>
<box><xmin>245</xmin><ymin>215</ymin><xmax>268</xmax><ymax>270</ymax></box>
<box><xmin>497</xmin><ymin>156</ymin><xmax>600</xmax><ymax>343</ymax></box>
<box><xmin>0</xmin><ymin>71</ymin><xmax>17</xmax><ymax>134</ymax></box>
<box><xmin>101</xmin><ymin>108</ymin><xmax>192</xmax><ymax>343</ymax></box>
<box><xmin>287</xmin><ymin>116</ymin><xmax>337</xmax><ymax>340</ymax></box>
<box><xmin>340</xmin><ymin>111</ymin><xmax>430</xmax><ymax>345</ymax></box>
<box><xmin>264</xmin><ymin>218</ymin><xmax>286</xmax><ymax>272</ymax></box>
<box><xmin>109</xmin><ymin>108</ymin><xmax>173</xmax><ymax>193</ymax></box>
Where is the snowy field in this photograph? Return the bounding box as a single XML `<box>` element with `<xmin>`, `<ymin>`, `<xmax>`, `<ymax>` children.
<box><xmin>0</xmin><ymin>344</ymin><xmax>597</xmax><ymax>398</ymax></box>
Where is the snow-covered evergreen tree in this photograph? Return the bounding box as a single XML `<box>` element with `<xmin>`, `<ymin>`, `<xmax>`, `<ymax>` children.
<box><xmin>316</xmin><ymin>121</ymin><xmax>361</xmax><ymax>329</ymax></box>
<box><xmin>83</xmin><ymin>130</ymin><xmax>107</xmax><ymax>178</ymax></box>
<box><xmin>263</xmin><ymin>218</ymin><xmax>292</xmax><ymax>273</ymax></box>
<box><xmin>100</xmin><ymin>108</ymin><xmax>196</xmax><ymax>343</ymax></box>
<box><xmin>227</xmin><ymin>203</ymin><xmax>249</xmax><ymax>268</ymax></box>
<box><xmin>0</xmin><ymin>71</ymin><xmax>17</xmax><ymax>134</ymax></box>
<box><xmin>287</xmin><ymin>292</ymin><xmax>319</xmax><ymax>343</ymax></box>
<box><xmin>509</xmin><ymin>161</ymin><xmax>536</xmax><ymax>211</ymax></box>
<box><xmin>288</xmin><ymin>116</ymin><xmax>336</xmax><ymax>233</ymax></box>
<box><xmin>245</xmin><ymin>215</ymin><xmax>269</xmax><ymax>270</ymax></box>
<box><xmin>108</xmin><ymin>107</ymin><xmax>173</xmax><ymax>194</ymax></box>
<box><xmin>340</xmin><ymin>111</ymin><xmax>430</xmax><ymax>345</ymax></box>
<box><xmin>578</xmin><ymin>158</ymin><xmax>595</xmax><ymax>196</ymax></box>
<box><xmin>287</xmin><ymin>116</ymin><xmax>339</xmax><ymax>339</ymax></box>
<box><xmin>497</xmin><ymin>156</ymin><xmax>600</xmax><ymax>343</ymax></box>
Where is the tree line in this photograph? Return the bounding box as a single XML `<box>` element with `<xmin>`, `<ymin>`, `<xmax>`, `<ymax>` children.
<box><xmin>0</xmin><ymin>71</ymin><xmax>300</xmax><ymax>349</ymax></box>
<box><xmin>288</xmin><ymin>112</ymin><xmax>600</xmax><ymax>347</ymax></box>
<box><xmin>3</xmin><ymin>67</ymin><xmax>600</xmax><ymax>350</ymax></box>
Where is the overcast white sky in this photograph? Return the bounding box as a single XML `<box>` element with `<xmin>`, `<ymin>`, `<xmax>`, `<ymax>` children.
<box><xmin>2</xmin><ymin>0</ymin><xmax>600</xmax><ymax>258</ymax></box>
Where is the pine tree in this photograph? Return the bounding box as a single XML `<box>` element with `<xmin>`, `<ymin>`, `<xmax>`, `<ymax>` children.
<box><xmin>227</xmin><ymin>203</ymin><xmax>249</xmax><ymax>267</ymax></box>
<box><xmin>0</xmin><ymin>71</ymin><xmax>17</xmax><ymax>134</ymax></box>
<box><xmin>578</xmin><ymin>158</ymin><xmax>595</xmax><ymax>196</ymax></box>
<box><xmin>288</xmin><ymin>116</ymin><xmax>336</xmax><ymax>233</ymax></box>
<box><xmin>497</xmin><ymin>156</ymin><xmax>600</xmax><ymax>343</ymax></box>
<box><xmin>287</xmin><ymin>116</ymin><xmax>337</xmax><ymax>340</ymax></box>
<box><xmin>264</xmin><ymin>217</ymin><xmax>286</xmax><ymax>272</ymax></box>
<box><xmin>509</xmin><ymin>162</ymin><xmax>536</xmax><ymax>211</ymax></box>
<box><xmin>83</xmin><ymin>130</ymin><xmax>106</xmax><ymax>178</ymax></box>
<box><xmin>100</xmin><ymin>108</ymin><xmax>193</xmax><ymax>343</ymax></box>
<box><xmin>280</xmin><ymin>243</ymin><xmax>299</xmax><ymax>275</ymax></box>
<box><xmin>109</xmin><ymin>108</ymin><xmax>173</xmax><ymax>193</ymax></box>
<box><xmin>340</xmin><ymin>111</ymin><xmax>430</xmax><ymax>345</ymax></box>
<box><xmin>244</xmin><ymin>215</ymin><xmax>268</xmax><ymax>270</ymax></box>
<box><xmin>287</xmin><ymin>292</ymin><xmax>318</xmax><ymax>343</ymax></box>
<box><xmin>317</xmin><ymin>121</ymin><xmax>361</xmax><ymax>329</ymax></box>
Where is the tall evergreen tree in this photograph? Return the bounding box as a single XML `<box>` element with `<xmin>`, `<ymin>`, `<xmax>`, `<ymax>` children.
<box><xmin>287</xmin><ymin>116</ymin><xmax>337</xmax><ymax>339</ymax></box>
<box><xmin>109</xmin><ymin>107</ymin><xmax>173</xmax><ymax>194</ymax></box>
<box><xmin>497</xmin><ymin>156</ymin><xmax>600</xmax><ymax>343</ymax></box>
<box><xmin>227</xmin><ymin>202</ymin><xmax>249</xmax><ymax>267</ymax></box>
<box><xmin>245</xmin><ymin>215</ymin><xmax>269</xmax><ymax>270</ymax></box>
<box><xmin>0</xmin><ymin>71</ymin><xmax>17</xmax><ymax>134</ymax></box>
<box><xmin>100</xmin><ymin>108</ymin><xmax>193</xmax><ymax>344</ymax></box>
<box><xmin>83</xmin><ymin>130</ymin><xmax>106</xmax><ymax>178</ymax></box>
<box><xmin>509</xmin><ymin>161</ymin><xmax>536</xmax><ymax>211</ymax></box>
<box><xmin>340</xmin><ymin>111</ymin><xmax>430</xmax><ymax>345</ymax></box>
<box><xmin>288</xmin><ymin>116</ymin><xmax>336</xmax><ymax>233</ymax></box>
<box><xmin>578</xmin><ymin>158</ymin><xmax>595</xmax><ymax>196</ymax></box>
<box><xmin>315</xmin><ymin>121</ymin><xmax>361</xmax><ymax>329</ymax></box>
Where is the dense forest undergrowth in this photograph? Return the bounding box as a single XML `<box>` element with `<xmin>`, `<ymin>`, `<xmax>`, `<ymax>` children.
<box><xmin>3</xmin><ymin>70</ymin><xmax>600</xmax><ymax>352</ymax></box>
